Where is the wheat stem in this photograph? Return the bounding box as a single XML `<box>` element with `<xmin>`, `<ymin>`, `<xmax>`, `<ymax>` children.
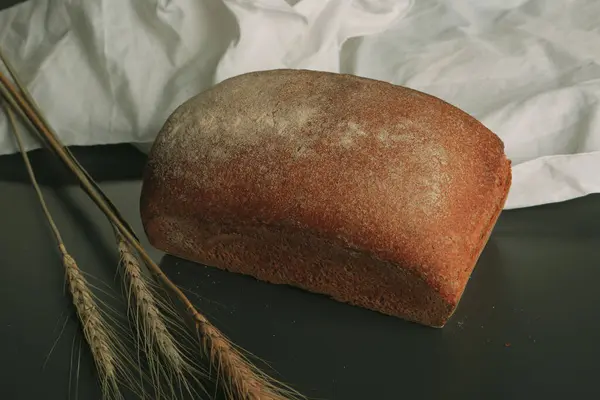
<box><xmin>0</xmin><ymin>52</ymin><xmax>138</xmax><ymax>239</ymax></box>
<box><xmin>3</xmin><ymin>99</ymin><xmax>63</xmax><ymax>244</ymax></box>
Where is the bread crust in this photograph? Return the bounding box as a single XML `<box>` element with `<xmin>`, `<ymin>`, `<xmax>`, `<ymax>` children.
<box><xmin>140</xmin><ymin>69</ymin><xmax>512</xmax><ymax>327</ymax></box>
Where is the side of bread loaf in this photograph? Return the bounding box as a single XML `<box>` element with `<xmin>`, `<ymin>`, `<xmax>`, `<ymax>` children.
<box><xmin>140</xmin><ymin>69</ymin><xmax>511</xmax><ymax>327</ymax></box>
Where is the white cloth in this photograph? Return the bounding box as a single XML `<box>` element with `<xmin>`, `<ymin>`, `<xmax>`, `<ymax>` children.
<box><xmin>1</xmin><ymin>0</ymin><xmax>599</xmax><ymax>210</ymax></box>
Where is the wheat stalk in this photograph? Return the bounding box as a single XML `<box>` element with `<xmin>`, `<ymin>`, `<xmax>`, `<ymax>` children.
<box><xmin>0</xmin><ymin>50</ymin><xmax>303</xmax><ymax>399</ymax></box>
<box><xmin>2</xmin><ymin>102</ymin><xmax>126</xmax><ymax>399</ymax></box>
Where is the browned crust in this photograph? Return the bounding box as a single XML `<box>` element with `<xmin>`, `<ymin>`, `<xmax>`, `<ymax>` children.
<box><xmin>143</xmin><ymin>216</ymin><xmax>455</xmax><ymax>327</ymax></box>
<box><xmin>142</xmin><ymin>157</ymin><xmax>511</xmax><ymax>328</ymax></box>
<box><xmin>439</xmin><ymin>158</ymin><xmax>512</xmax><ymax>323</ymax></box>
<box><xmin>139</xmin><ymin>69</ymin><xmax>513</xmax><ymax>327</ymax></box>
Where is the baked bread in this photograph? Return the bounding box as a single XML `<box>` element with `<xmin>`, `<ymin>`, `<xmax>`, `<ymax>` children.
<box><xmin>140</xmin><ymin>69</ymin><xmax>511</xmax><ymax>328</ymax></box>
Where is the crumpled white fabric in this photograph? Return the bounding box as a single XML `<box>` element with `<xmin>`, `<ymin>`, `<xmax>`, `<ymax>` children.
<box><xmin>1</xmin><ymin>0</ymin><xmax>600</xmax><ymax>210</ymax></box>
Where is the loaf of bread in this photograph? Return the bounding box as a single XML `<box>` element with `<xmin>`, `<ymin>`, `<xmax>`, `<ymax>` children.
<box><xmin>140</xmin><ymin>69</ymin><xmax>511</xmax><ymax>328</ymax></box>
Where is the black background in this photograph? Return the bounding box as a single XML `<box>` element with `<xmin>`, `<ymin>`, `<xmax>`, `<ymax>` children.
<box><xmin>2</xmin><ymin>1</ymin><xmax>600</xmax><ymax>399</ymax></box>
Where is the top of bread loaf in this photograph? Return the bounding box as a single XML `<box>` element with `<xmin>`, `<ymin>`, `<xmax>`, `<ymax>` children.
<box><xmin>143</xmin><ymin>69</ymin><xmax>510</xmax><ymax>304</ymax></box>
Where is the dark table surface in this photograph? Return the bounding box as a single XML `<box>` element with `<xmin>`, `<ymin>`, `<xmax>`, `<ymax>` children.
<box><xmin>2</xmin><ymin>1</ymin><xmax>600</xmax><ymax>399</ymax></box>
<box><xmin>2</xmin><ymin>144</ymin><xmax>600</xmax><ymax>400</ymax></box>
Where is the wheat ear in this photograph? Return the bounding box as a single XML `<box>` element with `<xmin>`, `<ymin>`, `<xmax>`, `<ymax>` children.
<box><xmin>62</xmin><ymin>246</ymin><xmax>123</xmax><ymax>399</ymax></box>
<box><xmin>0</xmin><ymin>54</ymin><xmax>303</xmax><ymax>400</ymax></box>
<box><xmin>199</xmin><ymin>321</ymin><xmax>303</xmax><ymax>400</ymax></box>
<box><xmin>3</xmin><ymin>102</ymin><xmax>124</xmax><ymax>399</ymax></box>
<box><xmin>117</xmin><ymin>232</ymin><xmax>206</xmax><ymax>398</ymax></box>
